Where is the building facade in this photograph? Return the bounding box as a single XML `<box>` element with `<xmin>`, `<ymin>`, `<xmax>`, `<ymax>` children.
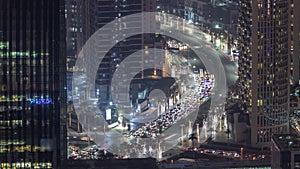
<box><xmin>156</xmin><ymin>0</ymin><xmax>185</xmax><ymax>17</ymax></box>
<box><xmin>238</xmin><ymin>0</ymin><xmax>292</xmax><ymax>147</ymax></box>
<box><xmin>66</xmin><ymin>0</ymin><xmax>78</xmax><ymax>58</ymax></box>
<box><xmin>0</xmin><ymin>0</ymin><xmax>66</xmax><ymax>168</ymax></box>
<box><xmin>178</xmin><ymin>0</ymin><xmax>239</xmax><ymax>55</ymax></box>
<box><xmin>271</xmin><ymin>134</ymin><xmax>300</xmax><ymax>169</ymax></box>
<box><xmin>95</xmin><ymin>0</ymin><xmax>157</xmax><ymax>107</ymax></box>
<box><xmin>96</xmin><ymin>0</ymin><xmax>143</xmax><ymax>106</ymax></box>
<box><xmin>290</xmin><ymin>0</ymin><xmax>300</xmax><ymax>85</ymax></box>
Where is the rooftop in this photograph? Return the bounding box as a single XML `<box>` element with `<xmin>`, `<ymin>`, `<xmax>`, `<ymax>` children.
<box><xmin>272</xmin><ymin>134</ymin><xmax>300</xmax><ymax>151</ymax></box>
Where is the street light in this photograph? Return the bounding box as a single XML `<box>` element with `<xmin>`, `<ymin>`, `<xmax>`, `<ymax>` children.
<box><xmin>157</xmin><ymin>101</ymin><xmax>161</xmax><ymax>117</ymax></box>
<box><xmin>240</xmin><ymin>147</ymin><xmax>244</xmax><ymax>160</ymax></box>
<box><xmin>158</xmin><ymin>141</ymin><xmax>162</xmax><ymax>159</ymax></box>
<box><xmin>196</xmin><ymin>123</ymin><xmax>200</xmax><ymax>144</ymax></box>
<box><xmin>180</xmin><ymin>124</ymin><xmax>185</xmax><ymax>146</ymax></box>
<box><xmin>219</xmin><ymin>116</ymin><xmax>222</xmax><ymax>131</ymax></box>
<box><xmin>188</xmin><ymin>120</ymin><xmax>192</xmax><ymax>135</ymax></box>
<box><xmin>203</xmin><ymin>120</ymin><xmax>207</xmax><ymax>138</ymax></box>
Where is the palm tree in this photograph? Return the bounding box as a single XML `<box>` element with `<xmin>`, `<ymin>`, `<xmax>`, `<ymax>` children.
<box><xmin>225</xmin><ymin>128</ymin><xmax>231</xmax><ymax>145</ymax></box>
<box><xmin>188</xmin><ymin>133</ymin><xmax>197</xmax><ymax>148</ymax></box>
<box><xmin>189</xmin><ymin>133</ymin><xmax>198</xmax><ymax>159</ymax></box>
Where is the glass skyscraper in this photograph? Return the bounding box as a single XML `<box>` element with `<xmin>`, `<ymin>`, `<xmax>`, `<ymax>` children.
<box><xmin>0</xmin><ymin>0</ymin><xmax>66</xmax><ymax>168</ymax></box>
<box><xmin>96</xmin><ymin>0</ymin><xmax>153</xmax><ymax>106</ymax></box>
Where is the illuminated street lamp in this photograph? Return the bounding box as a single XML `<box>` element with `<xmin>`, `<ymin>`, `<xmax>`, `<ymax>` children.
<box><xmin>188</xmin><ymin>120</ymin><xmax>192</xmax><ymax>135</ymax></box>
<box><xmin>240</xmin><ymin>147</ymin><xmax>244</xmax><ymax>160</ymax></box>
<box><xmin>158</xmin><ymin>141</ymin><xmax>162</xmax><ymax>159</ymax></box>
<box><xmin>219</xmin><ymin>116</ymin><xmax>222</xmax><ymax>131</ymax></box>
<box><xmin>158</xmin><ymin>12</ymin><xmax>161</xmax><ymax>21</ymax></box>
<box><xmin>203</xmin><ymin>120</ymin><xmax>207</xmax><ymax>138</ymax></box>
<box><xmin>196</xmin><ymin>123</ymin><xmax>200</xmax><ymax>144</ymax></box>
<box><xmin>157</xmin><ymin>101</ymin><xmax>161</xmax><ymax>117</ymax></box>
<box><xmin>180</xmin><ymin>124</ymin><xmax>185</xmax><ymax>146</ymax></box>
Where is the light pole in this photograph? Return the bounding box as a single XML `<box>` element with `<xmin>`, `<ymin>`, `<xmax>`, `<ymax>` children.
<box><xmin>77</xmin><ymin>119</ymin><xmax>81</xmax><ymax>132</ymax></box>
<box><xmin>196</xmin><ymin>123</ymin><xmax>200</xmax><ymax>144</ymax></box>
<box><xmin>158</xmin><ymin>12</ymin><xmax>161</xmax><ymax>22</ymax></box>
<box><xmin>240</xmin><ymin>147</ymin><xmax>244</xmax><ymax>160</ymax></box>
<box><xmin>69</xmin><ymin>112</ymin><xmax>72</xmax><ymax>127</ymax></box>
<box><xmin>180</xmin><ymin>124</ymin><xmax>185</xmax><ymax>146</ymax></box>
<box><xmin>104</xmin><ymin>123</ymin><xmax>106</xmax><ymax>137</ymax></box>
<box><xmin>203</xmin><ymin>120</ymin><xmax>207</xmax><ymax>138</ymax></box>
<box><xmin>219</xmin><ymin>116</ymin><xmax>222</xmax><ymax>131</ymax></box>
<box><xmin>157</xmin><ymin>101</ymin><xmax>161</xmax><ymax>117</ymax></box>
<box><xmin>158</xmin><ymin>140</ymin><xmax>162</xmax><ymax>159</ymax></box>
<box><xmin>188</xmin><ymin>120</ymin><xmax>192</xmax><ymax>135</ymax></box>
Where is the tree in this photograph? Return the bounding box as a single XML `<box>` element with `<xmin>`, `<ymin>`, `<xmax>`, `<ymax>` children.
<box><xmin>225</xmin><ymin>128</ymin><xmax>231</xmax><ymax>145</ymax></box>
<box><xmin>188</xmin><ymin>133</ymin><xmax>197</xmax><ymax>148</ymax></box>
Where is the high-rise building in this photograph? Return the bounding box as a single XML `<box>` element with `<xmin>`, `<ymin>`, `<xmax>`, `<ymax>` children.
<box><xmin>66</xmin><ymin>0</ymin><xmax>78</xmax><ymax>58</ymax></box>
<box><xmin>95</xmin><ymin>0</ymin><xmax>156</xmax><ymax>107</ymax></box>
<box><xmin>290</xmin><ymin>0</ymin><xmax>300</xmax><ymax>131</ymax></box>
<box><xmin>65</xmin><ymin>0</ymin><xmax>158</xmax><ymax>129</ymax></box>
<box><xmin>65</xmin><ymin>0</ymin><xmax>78</xmax><ymax>102</ymax></box>
<box><xmin>96</xmin><ymin>0</ymin><xmax>143</xmax><ymax>105</ymax></box>
<box><xmin>65</xmin><ymin>0</ymin><xmax>97</xmax><ymax>59</ymax></box>
<box><xmin>238</xmin><ymin>0</ymin><xmax>292</xmax><ymax>147</ymax></box>
<box><xmin>290</xmin><ymin>0</ymin><xmax>300</xmax><ymax>85</ymax></box>
<box><xmin>76</xmin><ymin>0</ymin><xmax>97</xmax><ymax>56</ymax></box>
<box><xmin>0</xmin><ymin>0</ymin><xmax>66</xmax><ymax>168</ymax></box>
<box><xmin>183</xmin><ymin>0</ymin><xmax>239</xmax><ymax>54</ymax></box>
<box><xmin>156</xmin><ymin>0</ymin><xmax>185</xmax><ymax>17</ymax></box>
<box><xmin>271</xmin><ymin>134</ymin><xmax>300</xmax><ymax>169</ymax></box>
<box><xmin>65</xmin><ymin>0</ymin><xmax>157</xmax><ymax>107</ymax></box>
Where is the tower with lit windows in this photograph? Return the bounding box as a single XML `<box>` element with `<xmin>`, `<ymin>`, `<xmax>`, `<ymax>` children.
<box><xmin>0</xmin><ymin>0</ymin><xmax>66</xmax><ymax>168</ymax></box>
<box><xmin>96</xmin><ymin>0</ymin><xmax>157</xmax><ymax>106</ymax></box>
<box><xmin>290</xmin><ymin>0</ymin><xmax>300</xmax><ymax>85</ymax></box>
<box><xmin>238</xmin><ymin>0</ymin><xmax>292</xmax><ymax>147</ymax></box>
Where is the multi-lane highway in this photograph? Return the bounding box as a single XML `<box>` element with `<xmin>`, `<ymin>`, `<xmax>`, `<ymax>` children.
<box><xmin>158</xmin><ymin>15</ymin><xmax>238</xmax><ymax>142</ymax></box>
